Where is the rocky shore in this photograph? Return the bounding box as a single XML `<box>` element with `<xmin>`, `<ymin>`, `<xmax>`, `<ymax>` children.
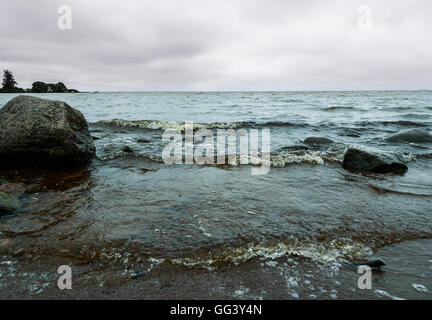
<box><xmin>0</xmin><ymin>94</ymin><xmax>431</xmax><ymax>300</ymax></box>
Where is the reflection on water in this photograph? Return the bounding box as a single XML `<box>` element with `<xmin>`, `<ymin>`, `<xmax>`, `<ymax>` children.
<box><xmin>1</xmin><ymin>156</ymin><xmax>431</xmax><ymax>269</ymax></box>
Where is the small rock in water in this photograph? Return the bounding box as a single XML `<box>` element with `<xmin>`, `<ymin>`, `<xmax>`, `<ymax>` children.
<box><xmin>0</xmin><ymin>183</ymin><xmax>25</xmax><ymax>196</ymax></box>
<box><xmin>13</xmin><ymin>248</ymin><xmax>25</xmax><ymax>256</ymax></box>
<box><xmin>137</xmin><ymin>138</ymin><xmax>150</xmax><ymax>143</ymax></box>
<box><xmin>342</xmin><ymin>148</ymin><xmax>408</xmax><ymax>174</ymax></box>
<box><xmin>130</xmin><ymin>269</ymin><xmax>146</xmax><ymax>280</ymax></box>
<box><xmin>122</xmin><ymin>146</ymin><xmax>133</xmax><ymax>153</ymax></box>
<box><xmin>353</xmin><ymin>259</ymin><xmax>385</xmax><ymax>270</ymax></box>
<box><xmin>91</xmin><ymin>136</ymin><xmax>101</xmax><ymax>140</ymax></box>
<box><xmin>63</xmin><ymin>172</ymin><xmax>86</xmax><ymax>180</ymax></box>
<box><xmin>0</xmin><ymin>192</ymin><xmax>22</xmax><ymax>214</ymax></box>
<box><xmin>386</xmin><ymin>128</ymin><xmax>432</xmax><ymax>143</ymax></box>
<box><xmin>303</xmin><ymin>137</ymin><xmax>334</xmax><ymax>145</ymax></box>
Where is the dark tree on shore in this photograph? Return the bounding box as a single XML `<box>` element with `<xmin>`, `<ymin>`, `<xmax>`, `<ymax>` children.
<box><xmin>2</xmin><ymin>70</ymin><xmax>18</xmax><ymax>89</ymax></box>
<box><xmin>32</xmin><ymin>81</ymin><xmax>49</xmax><ymax>93</ymax></box>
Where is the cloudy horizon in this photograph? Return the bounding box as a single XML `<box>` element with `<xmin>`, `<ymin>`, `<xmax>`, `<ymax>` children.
<box><xmin>1</xmin><ymin>0</ymin><xmax>431</xmax><ymax>91</ymax></box>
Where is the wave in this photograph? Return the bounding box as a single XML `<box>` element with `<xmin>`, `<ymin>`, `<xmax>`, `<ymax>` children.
<box><xmin>170</xmin><ymin>237</ymin><xmax>372</xmax><ymax>270</ymax></box>
<box><xmin>96</xmin><ymin>119</ymin><xmax>245</xmax><ymax>130</ymax></box>
<box><xmin>368</xmin><ymin>184</ymin><xmax>432</xmax><ymax>197</ymax></box>
<box><xmin>356</xmin><ymin>120</ymin><xmax>429</xmax><ymax>127</ymax></box>
<box><xmin>13</xmin><ymin>236</ymin><xmax>372</xmax><ymax>271</ymax></box>
<box><xmin>415</xmin><ymin>153</ymin><xmax>432</xmax><ymax>159</ymax></box>
<box><xmin>379</xmin><ymin>120</ymin><xmax>428</xmax><ymax>127</ymax></box>
<box><xmin>95</xmin><ymin>146</ymin><xmax>347</xmax><ymax>166</ymax></box>
<box><xmin>97</xmin><ymin>152</ymin><xmax>164</xmax><ymax>163</ymax></box>
<box><xmin>93</xmin><ymin>118</ymin><xmax>431</xmax><ymax>134</ymax></box>
<box><xmin>400</xmin><ymin>113</ymin><xmax>431</xmax><ymax>119</ymax></box>
<box><xmin>93</xmin><ymin>119</ymin><xmax>308</xmax><ymax>131</ymax></box>
<box><xmin>321</xmin><ymin>106</ymin><xmax>356</xmax><ymax>111</ymax></box>
<box><xmin>95</xmin><ymin>140</ymin><xmax>419</xmax><ymax>168</ymax></box>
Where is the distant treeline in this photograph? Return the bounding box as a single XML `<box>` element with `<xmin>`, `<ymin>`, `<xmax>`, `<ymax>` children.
<box><xmin>0</xmin><ymin>69</ymin><xmax>79</xmax><ymax>93</ymax></box>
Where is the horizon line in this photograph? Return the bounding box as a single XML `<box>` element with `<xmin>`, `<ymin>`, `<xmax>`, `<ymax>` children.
<box><xmin>12</xmin><ymin>89</ymin><xmax>431</xmax><ymax>93</ymax></box>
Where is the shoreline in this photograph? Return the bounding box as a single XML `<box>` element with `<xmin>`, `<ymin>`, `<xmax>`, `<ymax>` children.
<box><xmin>1</xmin><ymin>238</ymin><xmax>430</xmax><ymax>300</ymax></box>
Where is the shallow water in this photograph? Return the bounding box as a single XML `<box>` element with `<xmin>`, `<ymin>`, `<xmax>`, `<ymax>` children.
<box><xmin>0</xmin><ymin>91</ymin><xmax>431</xmax><ymax>299</ymax></box>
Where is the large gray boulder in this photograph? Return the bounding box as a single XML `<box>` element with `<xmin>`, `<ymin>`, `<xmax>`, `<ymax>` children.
<box><xmin>0</xmin><ymin>95</ymin><xmax>95</xmax><ymax>168</ymax></box>
<box><xmin>386</xmin><ymin>128</ymin><xmax>432</xmax><ymax>143</ymax></box>
<box><xmin>342</xmin><ymin>148</ymin><xmax>408</xmax><ymax>174</ymax></box>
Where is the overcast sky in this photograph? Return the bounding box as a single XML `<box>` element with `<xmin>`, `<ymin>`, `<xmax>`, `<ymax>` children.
<box><xmin>1</xmin><ymin>0</ymin><xmax>431</xmax><ymax>91</ymax></box>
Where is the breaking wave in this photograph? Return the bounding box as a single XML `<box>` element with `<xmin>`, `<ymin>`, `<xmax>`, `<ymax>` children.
<box><xmin>94</xmin><ymin>119</ymin><xmax>307</xmax><ymax>131</ymax></box>
<box><xmin>95</xmin><ymin>148</ymin><xmax>347</xmax><ymax>166</ymax></box>
<box><xmin>170</xmin><ymin>237</ymin><xmax>372</xmax><ymax>270</ymax></box>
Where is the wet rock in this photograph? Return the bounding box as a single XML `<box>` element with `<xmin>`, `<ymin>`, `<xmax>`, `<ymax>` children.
<box><xmin>0</xmin><ymin>238</ymin><xmax>11</xmax><ymax>248</ymax></box>
<box><xmin>344</xmin><ymin>259</ymin><xmax>385</xmax><ymax>270</ymax></box>
<box><xmin>140</xmin><ymin>168</ymin><xmax>155</xmax><ymax>174</ymax></box>
<box><xmin>353</xmin><ymin>259</ymin><xmax>385</xmax><ymax>270</ymax></box>
<box><xmin>342</xmin><ymin>148</ymin><xmax>408</xmax><ymax>174</ymax></box>
<box><xmin>130</xmin><ymin>270</ymin><xmax>146</xmax><ymax>280</ymax></box>
<box><xmin>386</xmin><ymin>129</ymin><xmax>432</xmax><ymax>143</ymax></box>
<box><xmin>13</xmin><ymin>248</ymin><xmax>25</xmax><ymax>257</ymax></box>
<box><xmin>279</xmin><ymin>144</ymin><xmax>310</xmax><ymax>152</ymax></box>
<box><xmin>92</xmin><ymin>136</ymin><xmax>101</xmax><ymax>141</ymax></box>
<box><xmin>0</xmin><ymin>96</ymin><xmax>95</xmax><ymax>168</ymax></box>
<box><xmin>0</xmin><ymin>192</ymin><xmax>21</xmax><ymax>214</ymax></box>
<box><xmin>0</xmin><ymin>183</ymin><xmax>25</xmax><ymax>196</ymax></box>
<box><xmin>63</xmin><ymin>172</ymin><xmax>86</xmax><ymax>180</ymax></box>
<box><xmin>122</xmin><ymin>146</ymin><xmax>133</xmax><ymax>153</ymax></box>
<box><xmin>137</xmin><ymin>139</ymin><xmax>150</xmax><ymax>143</ymax></box>
<box><xmin>303</xmin><ymin>137</ymin><xmax>334</xmax><ymax>145</ymax></box>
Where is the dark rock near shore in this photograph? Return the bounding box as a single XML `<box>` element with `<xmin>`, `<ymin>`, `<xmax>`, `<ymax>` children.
<box><xmin>122</xmin><ymin>146</ymin><xmax>133</xmax><ymax>153</ymax></box>
<box><xmin>0</xmin><ymin>192</ymin><xmax>21</xmax><ymax>214</ymax></box>
<box><xmin>137</xmin><ymin>138</ymin><xmax>150</xmax><ymax>143</ymax></box>
<box><xmin>342</xmin><ymin>148</ymin><xmax>408</xmax><ymax>174</ymax></box>
<box><xmin>386</xmin><ymin>129</ymin><xmax>432</xmax><ymax>143</ymax></box>
<box><xmin>0</xmin><ymin>96</ymin><xmax>95</xmax><ymax>168</ymax></box>
<box><xmin>303</xmin><ymin>137</ymin><xmax>334</xmax><ymax>145</ymax></box>
<box><xmin>0</xmin><ymin>183</ymin><xmax>25</xmax><ymax>196</ymax></box>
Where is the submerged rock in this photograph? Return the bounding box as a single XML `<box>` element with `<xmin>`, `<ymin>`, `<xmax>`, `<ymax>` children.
<box><xmin>0</xmin><ymin>96</ymin><xmax>95</xmax><ymax>168</ymax></box>
<box><xmin>137</xmin><ymin>138</ymin><xmax>150</xmax><ymax>143</ymax></box>
<box><xmin>0</xmin><ymin>192</ymin><xmax>21</xmax><ymax>214</ymax></box>
<box><xmin>0</xmin><ymin>183</ymin><xmax>25</xmax><ymax>196</ymax></box>
<box><xmin>122</xmin><ymin>145</ymin><xmax>133</xmax><ymax>153</ymax></box>
<box><xmin>303</xmin><ymin>137</ymin><xmax>334</xmax><ymax>145</ymax></box>
<box><xmin>386</xmin><ymin>129</ymin><xmax>432</xmax><ymax>143</ymax></box>
<box><xmin>342</xmin><ymin>148</ymin><xmax>408</xmax><ymax>174</ymax></box>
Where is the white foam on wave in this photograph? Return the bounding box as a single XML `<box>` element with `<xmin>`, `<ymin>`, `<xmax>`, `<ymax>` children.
<box><xmin>100</xmin><ymin>119</ymin><xmax>244</xmax><ymax>131</ymax></box>
<box><xmin>412</xmin><ymin>283</ymin><xmax>429</xmax><ymax>293</ymax></box>
<box><xmin>169</xmin><ymin>237</ymin><xmax>371</xmax><ymax>270</ymax></box>
<box><xmin>375</xmin><ymin>289</ymin><xmax>406</xmax><ymax>300</ymax></box>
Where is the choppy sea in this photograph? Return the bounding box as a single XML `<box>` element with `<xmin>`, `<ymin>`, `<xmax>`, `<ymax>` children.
<box><xmin>0</xmin><ymin>91</ymin><xmax>431</xmax><ymax>299</ymax></box>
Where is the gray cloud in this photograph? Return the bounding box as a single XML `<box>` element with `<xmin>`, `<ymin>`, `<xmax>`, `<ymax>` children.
<box><xmin>0</xmin><ymin>0</ymin><xmax>431</xmax><ymax>90</ymax></box>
